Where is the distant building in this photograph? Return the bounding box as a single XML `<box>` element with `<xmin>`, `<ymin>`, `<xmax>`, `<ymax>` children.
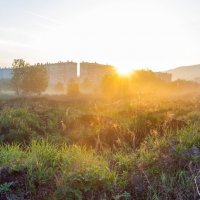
<box><xmin>0</xmin><ymin>61</ymin><xmax>116</xmax><ymax>92</ymax></box>
<box><xmin>0</xmin><ymin>68</ymin><xmax>13</xmax><ymax>80</ymax></box>
<box><xmin>155</xmin><ymin>72</ymin><xmax>172</xmax><ymax>82</ymax></box>
<box><xmin>80</xmin><ymin>62</ymin><xmax>115</xmax><ymax>84</ymax></box>
<box><xmin>44</xmin><ymin>62</ymin><xmax>77</xmax><ymax>85</ymax></box>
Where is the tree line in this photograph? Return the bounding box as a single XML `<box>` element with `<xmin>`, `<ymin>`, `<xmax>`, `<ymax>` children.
<box><xmin>11</xmin><ymin>59</ymin><xmax>48</xmax><ymax>95</ymax></box>
<box><xmin>101</xmin><ymin>70</ymin><xmax>200</xmax><ymax>99</ymax></box>
<box><xmin>4</xmin><ymin>58</ymin><xmax>200</xmax><ymax>97</ymax></box>
<box><xmin>11</xmin><ymin>59</ymin><xmax>80</xmax><ymax>96</ymax></box>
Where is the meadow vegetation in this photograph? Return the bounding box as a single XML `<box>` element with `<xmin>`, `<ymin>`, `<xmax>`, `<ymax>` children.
<box><xmin>0</xmin><ymin>68</ymin><xmax>200</xmax><ymax>199</ymax></box>
<box><xmin>0</xmin><ymin>94</ymin><xmax>199</xmax><ymax>200</ymax></box>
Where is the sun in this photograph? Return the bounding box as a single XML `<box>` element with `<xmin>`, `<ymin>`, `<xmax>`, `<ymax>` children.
<box><xmin>117</xmin><ymin>67</ymin><xmax>133</xmax><ymax>76</ymax></box>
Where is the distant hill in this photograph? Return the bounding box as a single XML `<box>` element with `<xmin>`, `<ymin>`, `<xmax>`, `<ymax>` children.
<box><xmin>166</xmin><ymin>64</ymin><xmax>200</xmax><ymax>81</ymax></box>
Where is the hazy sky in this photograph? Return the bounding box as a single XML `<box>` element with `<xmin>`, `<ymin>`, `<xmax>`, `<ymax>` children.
<box><xmin>0</xmin><ymin>0</ymin><xmax>200</xmax><ymax>73</ymax></box>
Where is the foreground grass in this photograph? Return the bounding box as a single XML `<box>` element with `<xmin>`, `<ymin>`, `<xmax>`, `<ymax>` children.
<box><xmin>0</xmin><ymin>126</ymin><xmax>199</xmax><ymax>200</ymax></box>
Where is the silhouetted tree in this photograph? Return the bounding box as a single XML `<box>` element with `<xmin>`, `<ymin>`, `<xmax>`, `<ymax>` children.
<box><xmin>67</xmin><ymin>79</ymin><xmax>80</xmax><ymax>96</ymax></box>
<box><xmin>101</xmin><ymin>74</ymin><xmax>120</xmax><ymax>99</ymax></box>
<box><xmin>11</xmin><ymin>59</ymin><xmax>29</xmax><ymax>95</ymax></box>
<box><xmin>131</xmin><ymin>70</ymin><xmax>162</xmax><ymax>93</ymax></box>
<box><xmin>81</xmin><ymin>78</ymin><xmax>93</xmax><ymax>93</ymax></box>
<box><xmin>21</xmin><ymin>64</ymin><xmax>48</xmax><ymax>95</ymax></box>
<box><xmin>55</xmin><ymin>82</ymin><xmax>65</xmax><ymax>93</ymax></box>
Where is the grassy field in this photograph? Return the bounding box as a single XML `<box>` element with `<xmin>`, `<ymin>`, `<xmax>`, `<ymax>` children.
<box><xmin>0</xmin><ymin>95</ymin><xmax>200</xmax><ymax>199</ymax></box>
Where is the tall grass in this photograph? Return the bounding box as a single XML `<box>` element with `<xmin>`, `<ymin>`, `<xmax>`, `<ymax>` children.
<box><xmin>0</xmin><ymin>124</ymin><xmax>199</xmax><ymax>199</ymax></box>
<box><xmin>0</xmin><ymin>97</ymin><xmax>200</xmax><ymax>199</ymax></box>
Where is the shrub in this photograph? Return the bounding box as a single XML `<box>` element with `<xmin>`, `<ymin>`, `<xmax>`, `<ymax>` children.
<box><xmin>67</xmin><ymin>80</ymin><xmax>80</xmax><ymax>96</ymax></box>
<box><xmin>0</xmin><ymin>108</ymin><xmax>41</xmax><ymax>143</ymax></box>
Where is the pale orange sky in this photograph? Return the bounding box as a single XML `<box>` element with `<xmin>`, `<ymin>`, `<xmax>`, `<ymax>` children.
<box><xmin>0</xmin><ymin>0</ymin><xmax>200</xmax><ymax>73</ymax></box>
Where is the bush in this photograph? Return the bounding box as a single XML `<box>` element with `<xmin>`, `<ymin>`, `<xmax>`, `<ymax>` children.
<box><xmin>0</xmin><ymin>108</ymin><xmax>41</xmax><ymax>143</ymax></box>
<box><xmin>67</xmin><ymin>80</ymin><xmax>80</xmax><ymax>96</ymax></box>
